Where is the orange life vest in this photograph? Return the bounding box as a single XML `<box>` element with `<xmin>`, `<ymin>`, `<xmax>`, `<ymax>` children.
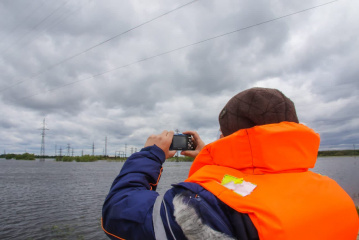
<box><xmin>185</xmin><ymin>122</ymin><xmax>359</xmax><ymax>240</ymax></box>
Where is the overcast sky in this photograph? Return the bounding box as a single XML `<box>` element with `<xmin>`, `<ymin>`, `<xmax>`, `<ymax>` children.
<box><xmin>0</xmin><ymin>0</ymin><xmax>358</xmax><ymax>156</ymax></box>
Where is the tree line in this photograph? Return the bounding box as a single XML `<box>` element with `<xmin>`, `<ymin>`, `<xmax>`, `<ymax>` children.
<box><xmin>0</xmin><ymin>153</ymin><xmax>36</xmax><ymax>160</ymax></box>
<box><xmin>1</xmin><ymin>149</ymin><xmax>357</xmax><ymax>161</ymax></box>
<box><xmin>317</xmin><ymin>150</ymin><xmax>358</xmax><ymax>157</ymax></box>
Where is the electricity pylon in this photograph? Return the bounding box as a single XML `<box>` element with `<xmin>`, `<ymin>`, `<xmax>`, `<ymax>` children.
<box><xmin>40</xmin><ymin>118</ymin><xmax>49</xmax><ymax>159</ymax></box>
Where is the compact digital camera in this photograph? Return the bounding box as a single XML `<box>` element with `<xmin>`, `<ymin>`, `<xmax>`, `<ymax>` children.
<box><xmin>170</xmin><ymin>134</ymin><xmax>195</xmax><ymax>151</ymax></box>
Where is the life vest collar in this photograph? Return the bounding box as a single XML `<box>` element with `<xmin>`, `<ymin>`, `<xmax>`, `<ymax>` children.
<box><xmin>188</xmin><ymin>122</ymin><xmax>320</xmax><ymax>176</ymax></box>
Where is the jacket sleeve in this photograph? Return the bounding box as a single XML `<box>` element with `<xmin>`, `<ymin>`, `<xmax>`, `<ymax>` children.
<box><xmin>102</xmin><ymin>145</ymin><xmax>165</xmax><ymax>240</ymax></box>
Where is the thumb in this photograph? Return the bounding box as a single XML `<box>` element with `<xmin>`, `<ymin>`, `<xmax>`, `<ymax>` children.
<box><xmin>181</xmin><ymin>150</ymin><xmax>197</xmax><ymax>158</ymax></box>
<box><xmin>168</xmin><ymin>150</ymin><xmax>177</xmax><ymax>158</ymax></box>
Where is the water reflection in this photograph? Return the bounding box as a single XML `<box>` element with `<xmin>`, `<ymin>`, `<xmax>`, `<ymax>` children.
<box><xmin>0</xmin><ymin>156</ymin><xmax>358</xmax><ymax>239</ymax></box>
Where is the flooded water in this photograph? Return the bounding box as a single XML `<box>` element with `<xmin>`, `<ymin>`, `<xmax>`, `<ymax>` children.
<box><xmin>0</xmin><ymin>157</ymin><xmax>358</xmax><ymax>240</ymax></box>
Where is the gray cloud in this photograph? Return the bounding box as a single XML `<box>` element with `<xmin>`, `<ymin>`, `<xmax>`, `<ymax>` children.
<box><xmin>0</xmin><ymin>0</ymin><xmax>358</xmax><ymax>155</ymax></box>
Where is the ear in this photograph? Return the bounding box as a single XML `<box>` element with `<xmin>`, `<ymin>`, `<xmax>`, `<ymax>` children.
<box><xmin>219</xmin><ymin>129</ymin><xmax>224</xmax><ymax>139</ymax></box>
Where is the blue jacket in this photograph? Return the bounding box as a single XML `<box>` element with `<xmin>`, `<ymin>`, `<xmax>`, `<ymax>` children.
<box><xmin>102</xmin><ymin>145</ymin><xmax>259</xmax><ymax>240</ymax></box>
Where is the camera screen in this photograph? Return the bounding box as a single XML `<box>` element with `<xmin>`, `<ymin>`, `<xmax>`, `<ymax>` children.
<box><xmin>172</xmin><ymin>136</ymin><xmax>187</xmax><ymax>148</ymax></box>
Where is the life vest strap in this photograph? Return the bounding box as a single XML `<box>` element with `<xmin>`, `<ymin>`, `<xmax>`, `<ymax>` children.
<box><xmin>152</xmin><ymin>194</ymin><xmax>177</xmax><ymax>240</ymax></box>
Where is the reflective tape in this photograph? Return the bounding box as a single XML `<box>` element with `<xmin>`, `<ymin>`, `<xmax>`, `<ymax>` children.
<box><xmin>152</xmin><ymin>194</ymin><xmax>167</xmax><ymax>240</ymax></box>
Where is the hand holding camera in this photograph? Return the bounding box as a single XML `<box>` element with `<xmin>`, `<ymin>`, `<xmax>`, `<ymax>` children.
<box><xmin>180</xmin><ymin>131</ymin><xmax>205</xmax><ymax>158</ymax></box>
<box><xmin>144</xmin><ymin>130</ymin><xmax>205</xmax><ymax>159</ymax></box>
<box><xmin>144</xmin><ymin>130</ymin><xmax>176</xmax><ymax>159</ymax></box>
<box><xmin>169</xmin><ymin>134</ymin><xmax>195</xmax><ymax>151</ymax></box>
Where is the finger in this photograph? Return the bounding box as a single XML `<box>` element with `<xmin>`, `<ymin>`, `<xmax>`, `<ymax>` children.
<box><xmin>182</xmin><ymin>131</ymin><xmax>196</xmax><ymax>143</ymax></box>
<box><xmin>167</xmin><ymin>130</ymin><xmax>174</xmax><ymax>137</ymax></box>
<box><xmin>184</xmin><ymin>131</ymin><xmax>199</xmax><ymax>140</ymax></box>
<box><xmin>192</xmin><ymin>132</ymin><xmax>201</xmax><ymax>141</ymax></box>
<box><xmin>182</xmin><ymin>130</ymin><xmax>195</xmax><ymax>135</ymax></box>
<box><xmin>181</xmin><ymin>150</ymin><xmax>196</xmax><ymax>158</ymax></box>
<box><xmin>168</xmin><ymin>150</ymin><xmax>176</xmax><ymax>158</ymax></box>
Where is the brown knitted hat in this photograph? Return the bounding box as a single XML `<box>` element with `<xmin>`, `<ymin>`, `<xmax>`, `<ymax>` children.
<box><xmin>219</xmin><ymin>87</ymin><xmax>299</xmax><ymax>136</ymax></box>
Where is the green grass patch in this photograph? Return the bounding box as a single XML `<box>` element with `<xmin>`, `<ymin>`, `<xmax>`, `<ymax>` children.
<box><xmin>318</xmin><ymin>150</ymin><xmax>359</xmax><ymax>157</ymax></box>
<box><xmin>166</xmin><ymin>156</ymin><xmax>194</xmax><ymax>162</ymax></box>
<box><xmin>1</xmin><ymin>153</ymin><xmax>35</xmax><ymax>160</ymax></box>
<box><xmin>55</xmin><ymin>155</ymin><xmax>104</xmax><ymax>162</ymax></box>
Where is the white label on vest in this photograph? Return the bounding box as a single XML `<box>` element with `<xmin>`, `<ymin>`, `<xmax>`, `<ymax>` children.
<box><xmin>221</xmin><ymin>174</ymin><xmax>257</xmax><ymax>197</ymax></box>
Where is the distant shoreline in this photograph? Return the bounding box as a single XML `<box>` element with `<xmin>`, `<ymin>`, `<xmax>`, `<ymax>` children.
<box><xmin>318</xmin><ymin>150</ymin><xmax>358</xmax><ymax>157</ymax></box>
<box><xmin>1</xmin><ymin>149</ymin><xmax>357</xmax><ymax>161</ymax></box>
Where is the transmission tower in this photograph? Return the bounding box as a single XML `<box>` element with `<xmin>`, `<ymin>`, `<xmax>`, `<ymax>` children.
<box><xmin>105</xmin><ymin>136</ymin><xmax>107</xmax><ymax>157</ymax></box>
<box><xmin>125</xmin><ymin>143</ymin><xmax>127</xmax><ymax>157</ymax></box>
<box><xmin>67</xmin><ymin>143</ymin><xmax>71</xmax><ymax>156</ymax></box>
<box><xmin>40</xmin><ymin>118</ymin><xmax>49</xmax><ymax>159</ymax></box>
<box><xmin>92</xmin><ymin>142</ymin><xmax>95</xmax><ymax>156</ymax></box>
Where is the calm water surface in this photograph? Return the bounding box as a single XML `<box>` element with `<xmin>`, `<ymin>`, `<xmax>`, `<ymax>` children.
<box><xmin>0</xmin><ymin>157</ymin><xmax>358</xmax><ymax>240</ymax></box>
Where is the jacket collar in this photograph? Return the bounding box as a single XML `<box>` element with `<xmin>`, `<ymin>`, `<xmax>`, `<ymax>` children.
<box><xmin>189</xmin><ymin>122</ymin><xmax>320</xmax><ymax>176</ymax></box>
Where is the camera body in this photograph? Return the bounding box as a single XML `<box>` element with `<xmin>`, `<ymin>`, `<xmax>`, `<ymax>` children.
<box><xmin>170</xmin><ymin>134</ymin><xmax>195</xmax><ymax>151</ymax></box>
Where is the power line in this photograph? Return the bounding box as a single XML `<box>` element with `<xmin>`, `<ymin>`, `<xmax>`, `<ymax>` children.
<box><xmin>0</xmin><ymin>1</ymin><xmax>46</xmax><ymax>46</ymax></box>
<box><xmin>0</xmin><ymin>0</ymin><xmax>199</xmax><ymax>93</ymax></box>
<box><xmin>13</xmin><ymin>1</ymin><xmax>82</xmax><ymax>53</ymax></box>
<box><xmin>12</xmin><ymin>0</ymin><xmax>340</xmax><ymax>102</ymax></box>
<box><xmin>0</xmin><ymin>0</ymin><xmax>69</xmax><ymax>56</ymax></box>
